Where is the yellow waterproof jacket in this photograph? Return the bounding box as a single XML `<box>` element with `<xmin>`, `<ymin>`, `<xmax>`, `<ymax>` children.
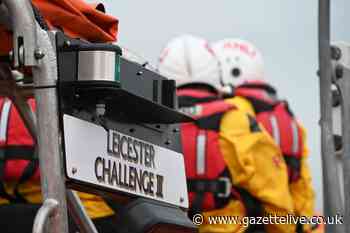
<box><xmin>229</xmin><ymin>96</ymin><xmax>315</xmax><ymax>230</ymax></box>
<box><xmin>0</xmin><ymin>182</ymin><xmax>114</xmax><ymax>219</ymax></box>
<box><xmin>0</xmin><ymin>97</ymin><xmax>113</xmax><ymax>219</ymax></box>
<box><xmin>200</xmin><ymin>96</ymin><xmax>295</xmax><ymax>233</ymax></box>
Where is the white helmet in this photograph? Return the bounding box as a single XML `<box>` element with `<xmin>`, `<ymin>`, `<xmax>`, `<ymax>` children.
<box><xmin>212</xmin><ymin>38</ymin><xmax>265</xmax><ymax>87</ymax></box>
<box><xmin>157</xmin><ymin>35</ymin><xmax>222</xmax><ymax>90</ymax></box>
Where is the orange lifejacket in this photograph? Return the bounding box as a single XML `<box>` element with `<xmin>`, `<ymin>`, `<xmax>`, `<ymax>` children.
<box><xmin>178</xmin><ymin>89</ymin><xmax>263</xmax><ymax>223</ymax></box>
<box><xmin>179</xmin><ymin>89</ymin><xmax>234</xmax><ymax>213</ymax></box>
<box><xmin>0</xmin><ymin>0</ymin><xmax>118</xmax><ymax>56</ymax></box>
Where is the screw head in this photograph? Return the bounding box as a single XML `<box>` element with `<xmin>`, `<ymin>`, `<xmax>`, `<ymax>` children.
<box><xmin>335</xmin><ymin>65</ymin><xmax>344</xmax><ymax>80</ymax></box>
<box><xmin>96</xmin><ymin>103</ymin><xmax>106</xmax><ymax>116</ymax></box>
<box><xmin>137</xmin><ymin>71</ymin><xmax>143</xmax><ymax>76</ymax></box>
<box><xmin>331</xmin><ymin>46</ymin><xmax>342</xmax><ymax>61</ymax></box>
<box><xmin>72</xmin><ymin>167</ymin><xmax>77</xmax><ymax>174</ymax></box>
<box><xmin>332</xmin><ymin>89</ymin><xmax>341</xmax><ymax>107</ymax></box>
<box><xmin>34</xmin><ymin>49</ymin><xmax>45</xmax><ymax>60</ymax></box>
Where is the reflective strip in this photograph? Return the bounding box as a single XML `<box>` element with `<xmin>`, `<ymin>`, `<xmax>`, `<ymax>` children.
<box><xmin>270</xmin><ymin>115</ymin><xmax>280</xmax><ymax>146</ymax></box>
<box><xmin>291</xmin><ymin>121</ymin><xmax>299</xmax><ymax>154</ymax></box>
<box><xmin>0</xmin><ymin>99</ymin><xmax>11</xmax><ymax>142</ymax></box>
<box><xmin>196</xmin><ymin>132</ymin><xmax>206</xmax><ymax>175</ymax></box>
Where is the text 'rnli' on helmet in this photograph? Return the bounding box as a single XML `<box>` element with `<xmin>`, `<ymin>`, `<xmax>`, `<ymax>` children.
<box><xmin>212</xmin><ymin>38</ymin><xmax>265</xmax><ymax>88</ymax></box>
<box><xmin>157</xmin><ymin>35</ymin><xmax>222</xmax><ymax>90</ymax></box>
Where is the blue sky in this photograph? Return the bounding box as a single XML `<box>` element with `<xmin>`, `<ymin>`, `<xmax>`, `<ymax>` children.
<box><xmin>95</xmin><ymin>0</ymin><xmax>350</xmax><ymax>212</ymax></box>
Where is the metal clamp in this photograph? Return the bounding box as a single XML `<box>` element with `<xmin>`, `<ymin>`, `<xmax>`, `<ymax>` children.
<box><xmin>2</xmin><ymin>0</ymin><xmax>38</xmax><ymax>67</ymax></box>
<box><xmin>32</xmin><ymin>199</ymin><xmax>59</xmax><ymax>233</ymax></box>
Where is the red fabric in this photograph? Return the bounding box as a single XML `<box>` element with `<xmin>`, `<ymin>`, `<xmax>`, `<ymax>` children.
<box><xmin>0</xmin><ymin>26</ymin><xmax>12</xmax><ymax>56</ymax></box>
<box><xmin>177</xmin><ymin>89</ymin><xmax>215</xmax><ymax>99</ymax></box>
<box><xmin>182</xmin><ymin>125</ymin><xmax>226</xmax><ymax>210</ymax></box>
<box><xmin>256</xmin><ymin>103</ymin><xmax>303</xmax><ymax>158</ymax></box>
<box><xmin>180</xmin><ymin>89</ymin><xmax>234</xmax><ymax>210</ymax></box>
<box><xmin>4</xmin><ymin>160</ymin><xmax>40</xmax><ymax>181</ymax></box>
<box><xmin>193</xmin><ymin>100</ymin><xmax>235</xmax><ymax>120</ymax></box>
<box><xmin>256</xmin><ymin>102</ymin><xmax>303</xmax><ymax>182</ymax></box>
<box><xmin>7</xmin><ymin>99</ymin><xmax>36</xmax><ymax>146</ymax></box>
<box><xmin>255</xmin><ymin>111</ymin><xmax>273</xmax><ymax>135</ymax></box>
<box><xmin>235</xmin><ymin>87</ymin><xmax>275</xmax><ymax>105</ymax></box>
<box><xmin>182</xmin><ymin>128</ymin><xmax>226</xmax><ymax>180</ymax></box>
<box><xmin>235</xmin><ymin>84</ymin><xmax>303</xmax><ymax>181</ymax></box>
<box><xmin>32</xmin><ymin>0</ymin><xmax>118</xmax><ymax>42</ymax></box>
<box><xmin>0</xmin><ymin>0</ymin><xmax>118</xmax><ymax>55</ymax></box>
<box><xmin>1</xmin><ymin>98</ymin><xmax>39</xmax><ymax>181</ymax></box>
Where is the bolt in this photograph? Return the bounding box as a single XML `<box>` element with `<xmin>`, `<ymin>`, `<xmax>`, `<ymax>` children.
<box><xmin>75</xmin><ymin>94</ymin><xmax>80</xmax><ymax>99</ymax></box>
<box><xmin>316</xmin><ymin>70</ymin><xmax>320</xmax><ymax>77</ymax></box>
<box><xmin>96</xmin><ymin>103</ymin><xmax>106</xmax><ymax>117</ymax></box>
<box><xmin>34</xmin><ymin>49</ymin><xmax>45</xmax><ymax>60</ymax></box>
<box><xmin>333</xmin><ymin>134</ymin><xmax>343</xmax><ymax>152</ymax></box>
<box><xmin>173</xmin><ymin>128</ymin><xmax>179</xmax><ymax>133</ymax></box>
<box><xmin>335</xmin><ymin>64</ymin><xmax>343</xmax><ymax>80</ymax></box>
<box><xmin>137</xmin><ymin>71</ymin><xmax>143</xmax><ymax>76</ymax></box>
<box><xmin>332</xmin><ymin>89</ymin><xmax>341</xmax><ymax>107</ymax></box>
<box><xmin>165</xmin><ymin>140</ymin><xmax>171</xmax><ymax>145</ymax></box>
<box><xmin>72</xmin><ymin>167</ymin><xmax>77</xmax><ymax>174</ymax></box>
<box><xmin>331</xmin><ymin>46</ymin><xmax>342</xmax><ymax>61</ymax></box>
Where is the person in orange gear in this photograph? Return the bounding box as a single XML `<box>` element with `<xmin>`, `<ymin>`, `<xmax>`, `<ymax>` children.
<box><xmin>0</xmin><ymin>1</ymin><xmax>119</xmax><ymax>232</ymax></box>
<box><xmin>0</xmin><ymin>63</ymin><xmax>117</xmax><ymax>233</ymax></box>
<box><xmin>158</xmin><ymin>34</ymin><xmax>296</xmax><ymax>233</ymax></box>
<box><xmin>212</xmin><ymin>38</ymin><xmax>316</xmax><ymax>232</ymax></box>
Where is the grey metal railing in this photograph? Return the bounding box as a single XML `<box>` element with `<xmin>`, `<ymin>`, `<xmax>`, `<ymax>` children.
<box><xmin>318</xmin><ymin>0</ymin><xmax>346</xmax><ymax>232</ymax></box>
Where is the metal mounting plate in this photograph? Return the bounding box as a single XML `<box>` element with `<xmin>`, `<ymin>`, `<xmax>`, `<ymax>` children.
<box><xmin>59</xmin><ymin>80</ymin><xmax>192</xmax><ymax>124</ymax></box>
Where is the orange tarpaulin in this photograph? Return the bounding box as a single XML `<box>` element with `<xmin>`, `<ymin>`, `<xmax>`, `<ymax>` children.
<box><xmin>0</xmin><ymin>0</ymin><xmax>118</xmax><ymax>55</ymax></box>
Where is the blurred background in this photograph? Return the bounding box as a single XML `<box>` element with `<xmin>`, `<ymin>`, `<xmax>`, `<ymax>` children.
<box><xmin>91</xmin><ymin>0</ymin><xmax>350</xmax><ymax>212</ymax></box>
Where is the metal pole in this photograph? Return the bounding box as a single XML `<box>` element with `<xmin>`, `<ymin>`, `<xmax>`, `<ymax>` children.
<box><xmin>318</xmin><ymin>0</ymin><xmax>345</xmax><ymax>232</ymax></box>
<box><xmin>4</xmin><ymin>0</ymin><xmax>69</xmax><ymax>231</ymax></box>
<box><xmin>3</xmin><ymin>0</ymin><xmax>69</xmax><ymax>231</ymax></box>
<box><xmin>2</xmin><ymin>0</ymin><xmax>38</xmax><ymax>67</ymax></box>
<box><xmin>2</xmin><ymin>1</ymin><xmax>105</xmax><ymax>232</ymax></box>
<box><xmin>337</xmin><ymin>66</ymin><xmax>350</xmax><ymax>231</ymax></box>
<box><xmin>31</xmin><ymin>26</ymin><xmax>69</xmax><ymax>233</ymax></box>
<box><xmin>66</xmin><ymin>190</ymin><xmax>99</xmax><ymax>233</ymax></box>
